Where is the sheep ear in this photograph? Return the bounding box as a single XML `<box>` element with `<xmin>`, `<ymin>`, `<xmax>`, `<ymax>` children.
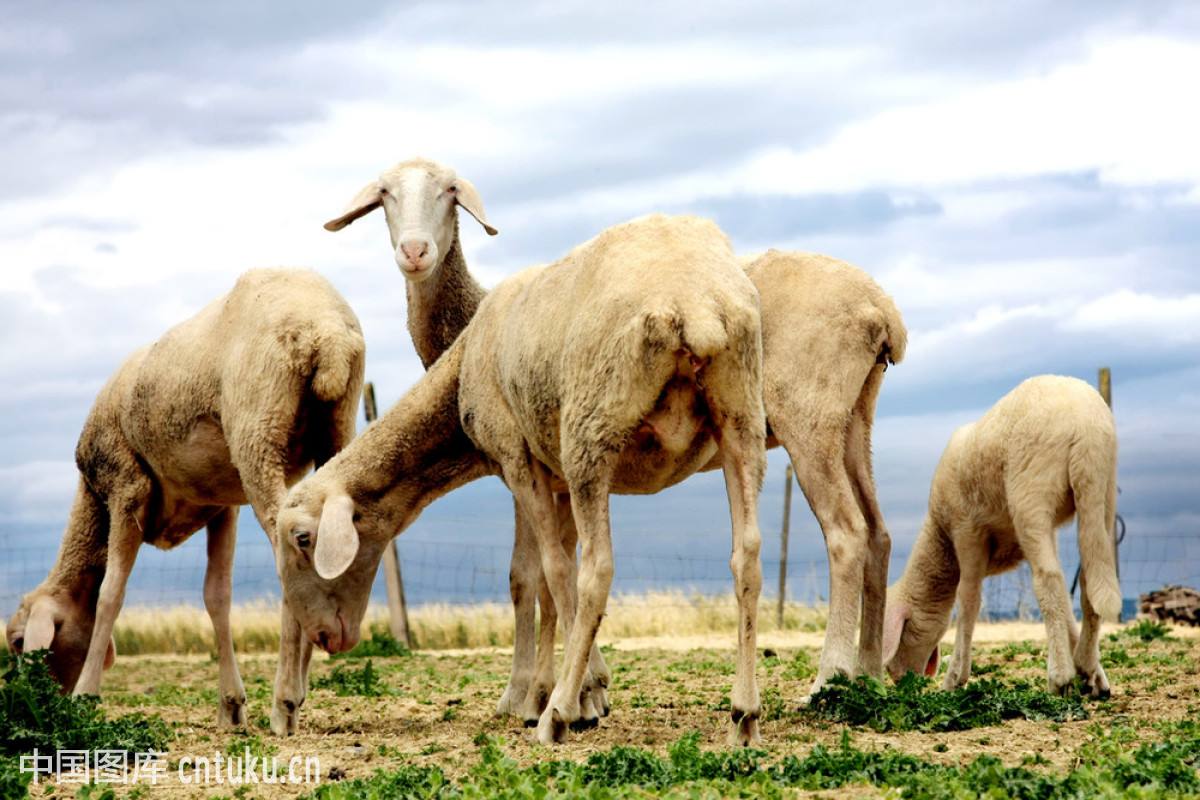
<box><xmin>882</xmin><ymin>600</ymin><xmax>909</xmax><ymax>665</ymax></box>
<box><xmin>454</xmin><ymin>177</ymin><xmax>498</xmax><ymax>236</ymax></box>
<box><xmin>23</xmin><ymin>597</ymin><xmax>58</xmax><ymax>652</ymax></box>
<box><xmin>315</xmin><ymin>494</ymin><xmax>360</xmax><ymax>579</ymax></box>
<box><xmin>103</xmin><ymin>637</ymin><xmax>117</xmax><ymax>670</ymax></box>
<box><xmin>325</xmin><ymin>181</ymin><xmax>383</xmax><ymax>232</ymax></box>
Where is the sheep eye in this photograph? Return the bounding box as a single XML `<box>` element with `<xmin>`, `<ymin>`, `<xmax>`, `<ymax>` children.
<box><xmin>294</xmin><ymin>531</ymin><xmax>312</xmax><ymax>549</ymax></box>
<box><xmin>445</xmin><ymin>185</ymin><xmax>458</xmax><ymax>195</ymax></box>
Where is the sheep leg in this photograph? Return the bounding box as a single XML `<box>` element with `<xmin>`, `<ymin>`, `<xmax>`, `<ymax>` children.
<box><xmin>556</xmin><ymin>494</ymin><xmax>612</xmax><ymax>721</ymax></box>
<box><xmin>536</xmin><ymin>482</ymin><xmax>614</xmax><ymax>745</ymax></box>
<box><xmin>943</xmin><ymin>551</ymin><xmax>984</xmax><ymax>690</ymax></box>
<box><xmin>1016</xmin><ymin>514</ymin><xmax>1076</xmax><ymax>694</ymax></box>
<box><xmin>505</xmin><ymin>460</ymin><xmax>597</xmax><ymax>733</ymax></box>
<box><xmin>524</xmin><ymin>569</ymin><xmax>559</xmax><ymax>725</ymax></box>
<box><xmin>845</xmin><ymin>386</ymin><xmax>891</xmax><ymax>679</ymax></box>
<box><xmin>782</xmin><ymin>418</ymin><xmax>871</xmax><ymax>698</ymax></box>
<box><xmin>1074</xmin><ymin>567</ymin><xmax>1111</xmax><ymax>698</ymax></box>
<box><xmin>270</xmin><ymin>600</ymin><xmax>312</xmax><ymax>736</ymax></box>
<box><xmin>497</xmin><ymin>499</ymin><xmax>539</xmax><ymax>719</ymax></box>
<box><xmin>74</xmin><ymin>499</ymin><xmax>145</xmax><ymax>696</ymax></box>
<box><xmin>722</xmin><ymin>431</ymin><xmax>765</xmax><ymax>746</ymax></box>
<box><xmin>205</xmin><ymin>507</ymin><xmax>247</xmax><ymax>727</ymax></box>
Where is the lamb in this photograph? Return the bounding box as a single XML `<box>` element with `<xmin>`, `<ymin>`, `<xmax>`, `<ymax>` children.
<box><xmin>4</xmin><ymin>269</ymin><xmax>365</xmax><ymax>729</ymax></box>
<box><xmin>274</xmin><ymin>213</ymin><xmax>769</xmax><ymax>745</ymax></box>
<box><xmin>324</xmin><ymin>157</ymin><xmax>907</xmax><ymax>721</ymax></box>
<box><xmin>882</xmin><ymin>375</ymin><xmax>1121</xmax><ymax>697</ymax></box>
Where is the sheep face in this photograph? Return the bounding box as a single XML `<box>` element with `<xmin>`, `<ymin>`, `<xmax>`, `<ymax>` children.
<box><xmin>324</xmin><ymin>158</ymin><xmax>497</xmax><ymax>282</ymax></box>
<box><xmin>882</xmin><ymin>586</ymin><xmax>947</xmax><ymax>682</ymax></box>
<box><xmin>6</xmin><ymin>590</ymin><xmax>114</xmax><ymax>691</ymax></box>
<box><xmin>274</xmin><ymin>482</ymin><xmax>383</xmax><ymax>654</ymax></box>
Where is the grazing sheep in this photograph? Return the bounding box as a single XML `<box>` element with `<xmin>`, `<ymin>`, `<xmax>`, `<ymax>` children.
<box><xmin>275</xmin><ymin>214</ymin><xmax>768</xmax><ymax>745</ymax></box>
<box><xmin>325</xmin><ymin>158</ymin><xmax>907</xmax><ymax>719</ymax></box>
<box><xmin>4</xmin><ymin>269</ymin><xmax>365</xmax><ymax>729</ymax></box>
<box><xmin>882</xmin><ymin>375</ymin><xmax>1121</xmax><ymax>697</ymax></box>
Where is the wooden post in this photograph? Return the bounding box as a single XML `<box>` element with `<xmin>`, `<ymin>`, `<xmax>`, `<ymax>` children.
<box><xmin>1097</xmin><ymin>367</ymin><xmax>1121</xmax><ymax>620</ymax></box>
<box><xmin>363</xmin><ymin>382</ymin><xmax>414</xmax><ymax>648</ymax></box>
<box><xmin>777</xmin><ymin>464</ymin><xmax>793</xmax><ymax>628</ymax></box>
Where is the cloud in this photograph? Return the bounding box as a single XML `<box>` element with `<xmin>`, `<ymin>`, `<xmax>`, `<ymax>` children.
<box><xmin>1063</xmin><ymin>291</ymin><xmax>1200</xmax><ymax>343</ymax></box>
<box><xmin>0</xmin><ymin>1</ymin><xmax>1197</xmax><ymax>602</ymax></box>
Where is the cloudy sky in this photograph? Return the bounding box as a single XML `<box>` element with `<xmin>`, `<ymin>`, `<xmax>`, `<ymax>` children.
<box><xmin>2</xmin><ymin>1</ymin><xmax>1198</xmax><ymax>607</ymax></box>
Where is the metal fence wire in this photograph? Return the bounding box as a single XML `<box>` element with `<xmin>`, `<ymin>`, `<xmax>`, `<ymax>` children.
<box><xmin>1</xmin><ymin>513</ymin><xmax>1195</xmax><ymax>624</ymax></box>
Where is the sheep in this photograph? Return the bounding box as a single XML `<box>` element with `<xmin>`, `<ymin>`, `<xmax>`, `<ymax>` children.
<box><xmin>882</xmin><ymin>375</ymin><xmax>1121</xmax><ymax>697</ymax></box>
<box><xmin>4</xmin><ymin>269</ymin><xmax>365</xmax><ymax>730</ymax></box>
<box><xmin>324</xmin><ymin>157</ymin><xmax>614</xmax><ymax>725</ymax></box>
<box><xmin>325</xmin><ymin>159</ymin><xmax>907</xmax><ymax>720</ymax></box>
<box><xmin>274</xmin><ymin>213</ymin><xmax>768</xmax><ymax>745</ymax></box>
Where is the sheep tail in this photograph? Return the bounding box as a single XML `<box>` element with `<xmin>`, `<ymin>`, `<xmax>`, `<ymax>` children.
<box><xmin>1071</xmin><ymin>430</ymin><xmax>1122</xmax><ymax>623</ymax></box>
<box><xmin>875</xmin><ymin>290</ymin><xmax>908</xmax><ymax>366</ymax></box>
<box><xmin>311</xmin><ymin>321</ymin><xmax>366</xmax><ymax>403</ymax></box>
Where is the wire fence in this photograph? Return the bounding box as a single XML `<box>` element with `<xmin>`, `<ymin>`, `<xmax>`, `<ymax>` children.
<box><xmin>2</xmin><ymin>515</ymin><xmax>1196</xmax><ymax>625</ymax></box>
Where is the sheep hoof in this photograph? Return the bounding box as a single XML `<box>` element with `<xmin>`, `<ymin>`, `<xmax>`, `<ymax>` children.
<box><xmin>730</xmin><ymin>711</ymin><xmax>761</xmax><ymax>747</ymax></box>
<box><xmin>595</xmin><ymin>686</ymin><xmax>611</xmax><ymax>717</ymax></box>
<box><xmin>218</xmin><ymin>694</ymin><xmax>248</xmax><ymax>729</ymax></box>
<box><xmin>270</xmin><ymin>699</ymin><xmax>301</xmax><ymax>737</ymax></box>
<box><xmin>495</xmin><ymin>683</ymin><xmax>528</xmax><ymax>718</ymax></box>
<box><xmin>536</xmin><ymin>708</ymin><xmax>568</xmax><ymax>745</ymax></box>
<box><xmin>569</xmin><ymin>716</ymin><xmax>599</xmax><ymax>732</ymax></box>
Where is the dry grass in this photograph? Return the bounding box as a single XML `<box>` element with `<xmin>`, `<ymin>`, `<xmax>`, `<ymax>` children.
<box><xmin>99</xmin><ymin>592</ymin><xmax>826</xmax><ymax>655</ymax></box>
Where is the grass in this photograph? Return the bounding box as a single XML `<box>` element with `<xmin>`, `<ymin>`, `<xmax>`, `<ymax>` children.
<box><xmin>37</xmin><ymin>592</ymin><xmax>827</xmax><ymax>656</ymax></box>
<box><xmin>1122</xmin><ymin>619</ymin><xmax>1173</xmax><ymax>642</ymax></box>
<box><xmin>312</xmin><ymin>660</ymin><xmax>389</xmax><ymax>697</ymax></box>
<box><xmin>0</xmin><ymin>651</ymin><xmax>172</xmax><ymax>799</ymax></box>
<box><xmin>806</xmin><ymin>672</ymin><xmax>1089</xmax><ymax>732</ymax></box>
<box><xmin>16</xmin><ymin>622</ymin><xmax>1196</xmax><ymax>798</ymax></box>
<box><xmin>0</xmin><ymin>650</ymin><xmax>171</xmax><ymax>756</ymax></box>
<box><xmin>331</xmin><ymin>624</ymin><xmax>412</xmax><ymax>660</ymax></box>
<box><xmin>301</xmin><ymin>722</ymin><xmax>1200</xmax><ymax>799</ymax></box>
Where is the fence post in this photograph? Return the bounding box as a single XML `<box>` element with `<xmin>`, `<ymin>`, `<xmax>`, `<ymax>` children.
<box><xmin>777</xmin><ymin>464</ymin><xmax>793</xmax><ymax>628</ymax></box>
<box><xmin>1097</xmin><ymin>366</ymin><xmax>1123</xmax><ymax>621</ymax></box>
<box><xmin>363</xmin><ymin>382</ymin><xmax>414</xmax><ymax>648</ymax></box>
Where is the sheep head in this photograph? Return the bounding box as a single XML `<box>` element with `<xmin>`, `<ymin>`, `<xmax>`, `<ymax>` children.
<box><xmin>324</xmin><ymin>157</ymin><xmax>497</xmax><ymax>283</ymax></box>
<box><xmin>882</xmin><ymin>581</ymin><xmax>948</xmax><ymax>682</ymax></box>
<box><xmin>274</xmin><ymin>478</ymin><xmax>386</xmax><ymax>654</ymax></box>
<box><xmin>6</xmin><ymin>588</ymin><xmax>115</xmax><ymax>691</ymax></box>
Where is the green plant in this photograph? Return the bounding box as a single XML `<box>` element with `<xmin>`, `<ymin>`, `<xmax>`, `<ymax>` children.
<box><xmin>782</xmin><ymin>649</ymin><xmax>816</xmax><ymax>682</ymax></box>
<box><xmin>805</xmin><ymin>672</ymin><xmax>1088</xmax><ymax>732</ymax></box>
<box><xmin>995</xmin><ymin>640</ymin><xmax>1043</xmax><ymax>661</ymax></box>
<box><xmin>1103</xmin><ymin>646</ymin><xmax>1135</xmax><ymax>668</ymax></box>
<box><xmin>295</xmin><ymin>722</ymin><xmax>1200</xmax><ymax>800</ymax></box>
<box><xmin>0</xmin><ymin>757</ymin><xmax>30</xmax><ymax>800</ymax></box>
<box><xmin>1124</xmin><ymin>619</ymin><xmax>1172</xmax><ymax>642</ymax></box>
<box><xmin>224</xmin><ymin>731</ymin><xmax>277</xmax><ymax>762</ymax></box>
<box><xmin>312</xmin><ymin>659</ymin><xmax>388</xmax><ymax>697</ymax></box>
<box><xmin>0</xmin><ymin>650</ymin><xmax>172</xmax><ymax>756</ymax></box>
<box><xmin>330</xmin><ymin>625</ymin><xmax>411</xmax><ymax>660</ymax></box>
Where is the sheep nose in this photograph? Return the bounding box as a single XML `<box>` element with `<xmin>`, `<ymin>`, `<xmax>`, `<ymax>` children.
<box><xmin>400</xmin><ymin>239</ymin><xmax>429</xmax><ymax>266</ymax></box>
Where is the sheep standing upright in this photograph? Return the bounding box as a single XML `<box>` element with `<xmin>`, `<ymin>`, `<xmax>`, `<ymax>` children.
<box><xmin>275</xmin><ymin>214</ymin><xmax>769</xmax><ymax>745</ymax></box>
<box><xmin>883</xmin><ymin>375</ymin><xmax>1120</xmax><ymax>697</ymax></box>
<box><xmin>5</xmin><ymin>269</ymin><xmax>365</xmax><ymax>729</ymax></box>
<box><xmin>324</xmin><ymin>158</ymin><xmax>907</xmax><ymax>723</ymax></box>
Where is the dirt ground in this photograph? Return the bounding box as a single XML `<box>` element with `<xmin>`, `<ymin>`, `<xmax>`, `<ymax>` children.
<box><xmin>25</xmin><ymin>622</ymin><xmax>1200</xmax><ymax>798</ymax></box>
